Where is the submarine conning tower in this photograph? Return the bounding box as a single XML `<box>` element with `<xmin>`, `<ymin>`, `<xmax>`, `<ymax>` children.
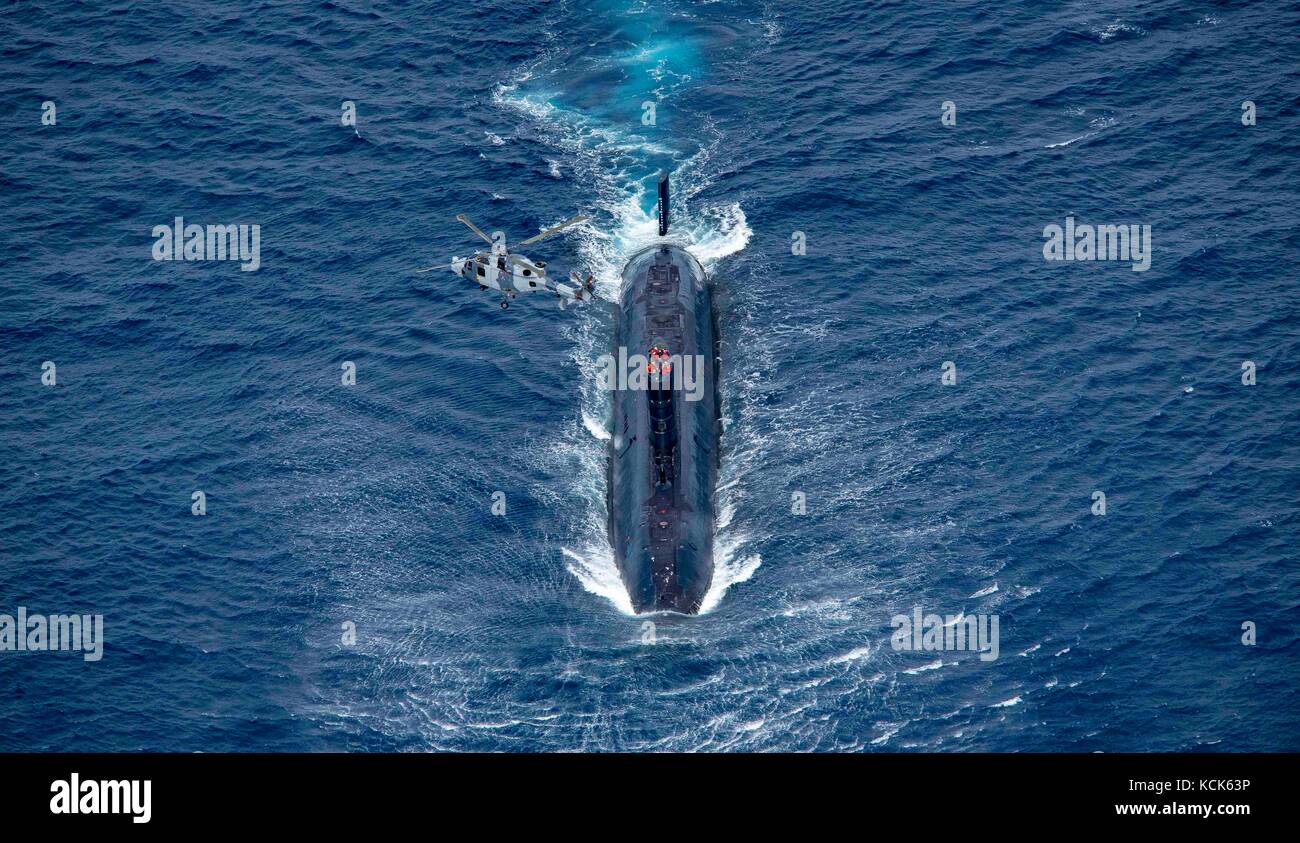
<box><xmin>607</xmin><ymin>173</ymin><xmax>720</xmax><ymax>614</ymax></box>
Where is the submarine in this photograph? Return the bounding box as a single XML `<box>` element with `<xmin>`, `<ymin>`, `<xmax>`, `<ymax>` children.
<box><xmin>607</xmin><ymin>172</ymin><xmax>720</xmax><ymax>614</ymax></box>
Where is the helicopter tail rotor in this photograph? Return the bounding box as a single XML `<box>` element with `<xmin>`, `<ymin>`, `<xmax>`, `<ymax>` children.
<box><xmin>551</xmin><ymin>272</ymin><xmax>590</xmax><ymax>304</ymax></box>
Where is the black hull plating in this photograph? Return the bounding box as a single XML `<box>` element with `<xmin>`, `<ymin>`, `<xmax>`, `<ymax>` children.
<box><xmin>607</xmin><ymin>244</ymin><xmax>719</xmax><ymax>614</ymax></box>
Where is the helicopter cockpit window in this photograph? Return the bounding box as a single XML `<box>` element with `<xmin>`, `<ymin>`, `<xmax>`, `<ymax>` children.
<box><xmin>476</xmin><ymin>265</ymin><xmax>485</xmax><ymax>277</ymax></box>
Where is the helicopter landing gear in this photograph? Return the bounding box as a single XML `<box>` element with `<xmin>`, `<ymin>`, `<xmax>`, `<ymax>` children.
<box><xmin>500</xmin><ymin>299</ymin><xmax>509</xmax><ymax>309</ymax></box>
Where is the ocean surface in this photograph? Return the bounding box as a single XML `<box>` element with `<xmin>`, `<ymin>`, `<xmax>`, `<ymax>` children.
<box><xmin>2</xmin><ymin>0</ymin><xmax>1298</xmax><ymax>751</ymax></box>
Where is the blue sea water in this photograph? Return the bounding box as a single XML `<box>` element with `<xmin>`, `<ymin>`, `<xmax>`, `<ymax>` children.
<box><xmin>2</xmin><ymin>0</ymin><xmax>1298</xmax><ymax>751</ymax></box>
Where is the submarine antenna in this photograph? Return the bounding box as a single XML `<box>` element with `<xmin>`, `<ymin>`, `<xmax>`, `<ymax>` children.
<box><xmin>657</xmin><ymin>170</ymin><xmax>670</xmax><ymax>237</ymax></box>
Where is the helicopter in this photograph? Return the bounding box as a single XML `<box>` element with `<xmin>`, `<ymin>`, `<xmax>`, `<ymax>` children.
<box><xmin>419</xmin><ymin>212</ymin><xmax>595</xmax><ymax>309</ymax></box>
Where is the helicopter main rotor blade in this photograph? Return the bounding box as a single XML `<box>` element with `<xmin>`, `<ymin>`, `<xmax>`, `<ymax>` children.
<box><xmin>416</xmin><ymin>261</ymin><xmax>460</xmax><ymax>273</ymax></box>
<box><xmin>456</xmin><ymin>214</ymin><xmax>496</xmax><ymax>246</ymax></box>
<box><xmin>516</xmin><ymin>213</ymin><xmax>590</xmax><ymax>247</ymax></box>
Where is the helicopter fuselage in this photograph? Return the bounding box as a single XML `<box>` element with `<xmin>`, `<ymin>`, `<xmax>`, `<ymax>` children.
<box><xmin>453</xmin><ymin>252</ymin><xmax>549</xmax><ymax>294</ymax></box>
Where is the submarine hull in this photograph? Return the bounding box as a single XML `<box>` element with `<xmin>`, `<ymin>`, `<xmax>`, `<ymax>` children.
<box><xmin>608</xmin><ymin>244</ymin><xmax>719</xmax><ymax>614</ymax></box>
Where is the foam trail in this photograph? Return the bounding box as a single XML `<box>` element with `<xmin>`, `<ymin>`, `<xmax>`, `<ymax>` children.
<box><xmin>699</xmin><ymin>541</ymin><xmax>762</xmax><ymax>614</ymax></box>
<box><xmin>562</xmin><ymin>546</ymin><xmax>634</xmax><ymax>615</ymax></box>
<box><xmin>582</xmin><ymin>412</ymin><xmax>610</xmax><ymax>441</ymax></box>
